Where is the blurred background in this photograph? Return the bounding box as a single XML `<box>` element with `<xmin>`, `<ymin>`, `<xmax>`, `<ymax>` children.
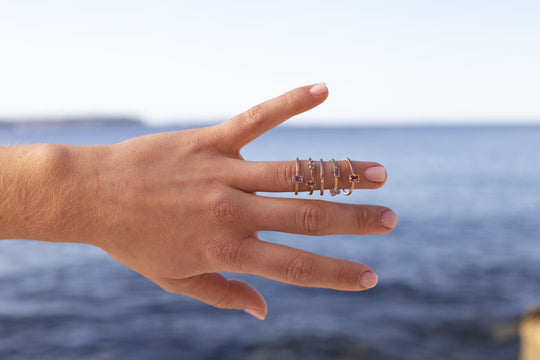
<box><xmin>1</xmin><ymin>1</ymin><xmax>539</xmax><ymax>359</ymax></box>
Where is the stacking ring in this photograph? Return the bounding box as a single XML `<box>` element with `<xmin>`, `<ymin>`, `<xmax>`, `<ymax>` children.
<box><xmin>330</xmin><ymin>158</ymin><xmax>340</xmax><ymax>196</ymax></box>
<box><xmin>306</xmin><ymin>158</ymin><xmax>316</xmax><ymax>195</ymax></box>
<box><xmin>319</xmin><ymin>158</ymin><xmax>325</xmax><ymax>195</ymax></box>
<box><xmin>292</xmin><ymin>158</ymin><xmax>303</xmax><ymax>195</ymax></box>
<box><xmin>341</xmin><ymin>157</ymin><xmax>359</xmax><ymax>196</ymax></box>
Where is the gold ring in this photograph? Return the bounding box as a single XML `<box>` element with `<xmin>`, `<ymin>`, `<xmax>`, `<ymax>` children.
<box><xmin>319</xmin><ymin>158</ymin><xmax>324</xmax><ymax>195</ymax></box>
<box><xmin>292</xmin><ymin>158</ymin><xmax>303</xmax><ymax>195</ymax></box>
<box><xmin>330</xmin><ymin>158</ymin><xmax>340</xmax><ymax>196</ymax></box>
<box><xmin>306</xmin><ymin>158</ymin><xmax>316</xmax><ymax>195</ymax></box>
<box><xmin>341</xmin><ymin>157</ymin><xmax>359</xmax><ymax>196</ymax></box>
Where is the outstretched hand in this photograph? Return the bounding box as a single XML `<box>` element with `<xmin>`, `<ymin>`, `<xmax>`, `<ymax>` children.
<box><xmin>55</xmin><ymin>84</ymin><xmax>397</xmax><ymax>319</ymax></box>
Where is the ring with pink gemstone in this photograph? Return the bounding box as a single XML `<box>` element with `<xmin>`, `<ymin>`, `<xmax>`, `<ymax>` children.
<box><xmin>341</xmin><ymin>157</ymin><xmax>359</xmax><ymax>196</ymax></box>
<box><xmin>292</xmin><ymin>157</ymin><xmax>303</xmax><ymax>195</ymax></box>
<box><xmin>329</xmin><ymin>158</ymin><xmax>340</xmax><ymax>196</ymax></box>
<box><xmin>306</xmin><ymin>158</ymin><xmax>317</xmax><ymax>195</ymax></box>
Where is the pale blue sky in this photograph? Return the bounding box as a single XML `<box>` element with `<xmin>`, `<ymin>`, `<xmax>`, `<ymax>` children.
<box><xmin>0</xmin><ymin>0</ymin><xmax>539</xmax><ymax>125</ymax></box>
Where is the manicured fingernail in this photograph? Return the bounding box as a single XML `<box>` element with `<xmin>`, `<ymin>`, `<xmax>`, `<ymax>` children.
<box><xmin>365</xmin><ymin>166</ymin><xmax>386</xmax><ymax>182</ymax></box>
<box><xmin>359</xmin><ymin>271</ymin><xmax>378</xmax><ymax>289</ymax></box>
<box><xmin>244</xmin><ymin>308</ymin><xmax>266</xmax><ymax>320</ymax></box>
<box><xmin>309</xmin><ymin>82</ymin><xmax>327</xmax><ymax>96</ymax></box>
<box><xmin>381</xmin><ymin>210</ymin><xmax>397</xmax><ymax>229</ymax></box>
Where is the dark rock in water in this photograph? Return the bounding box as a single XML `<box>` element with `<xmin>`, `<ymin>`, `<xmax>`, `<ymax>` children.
<box><xmin>207</xmin><ymin>334</ymin><xmax>392</xmax><ymax>360</ymax></box>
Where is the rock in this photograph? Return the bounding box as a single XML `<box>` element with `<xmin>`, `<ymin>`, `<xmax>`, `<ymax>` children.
<box><xmin>520</xmin><ymin>308</ymin><xmax>540</xmax><ymax>360</ymax></box>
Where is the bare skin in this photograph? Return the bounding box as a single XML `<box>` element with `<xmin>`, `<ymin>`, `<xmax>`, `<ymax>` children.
<box><xmin>0</xmin><ymin>83</ymin><xmax>397</xmax><ymax>320</ymax></box>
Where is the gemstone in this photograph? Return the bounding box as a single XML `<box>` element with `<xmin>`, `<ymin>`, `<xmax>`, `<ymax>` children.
<box><xmin>334</xmin><ymin>168</ymin><xmax>340</xmax><ymax>177</ymax></box>
<box><xmin>308</xmin><ymin>161</ymin><xmax>316</xmax><ymax>170</ymax></box>
<box><xmin>292</xmin><ymin>175</ymin><xmax>303</xmax><ymax>183</ymax></box>
<box><xmin>330</xmin><ymin>189</ymin><xmax>339</xmax><ymax>196</ymax></box>
<box><xmin>350</xmin><ymin>174</ymin><xmax>360</xmax><ymax>182</ymax></box>
<box><xmin>306</xmin><ymin>180</ymin><xmax>316</xmax><ymax>187</ymax></box>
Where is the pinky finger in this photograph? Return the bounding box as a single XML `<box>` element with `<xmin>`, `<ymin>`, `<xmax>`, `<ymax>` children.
<box><xmin>157</xmin><ymin>273</ymin><xmax>268</xmax><ymax>320</ymax></box>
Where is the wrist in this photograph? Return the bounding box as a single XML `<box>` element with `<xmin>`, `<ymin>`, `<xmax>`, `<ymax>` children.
<box><xmin>0</xmin><ymin>144</ymin><xmax>69</xmax><ymax>240</ymax></box>
<box><xmin>0</xmin><ymin>143</ymin><xmax>107</xmax><ymax>244</ymax></box>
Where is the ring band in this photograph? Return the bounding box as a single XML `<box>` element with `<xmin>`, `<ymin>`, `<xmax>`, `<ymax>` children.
<box><xmin>306</xmin><ymin>158</ymin><xmax>316</xmax><ymax>195</ymax></box>
<box><xmin>319</xmin><ymin>158</ymin><xmax>324</xmax><ymax>195</ymax></box>
<box><xmin>341</xmin><ymin>157</ymin><xmax>359</xmax><ymax>196</ymax></box>
<box><xmin>330</xmin><ymin>158</ymin><xmax>340</xmax><ymax>196</ymax></box>
<box><xmin>292</xmin><ymin>158</ymin><xmax>303</xmax><ymax>195</ymax></box>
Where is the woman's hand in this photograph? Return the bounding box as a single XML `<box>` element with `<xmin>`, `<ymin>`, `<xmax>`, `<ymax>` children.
<box><xmin>14</xmin><ymin>84</ymin><xmax>397</xmax><ymax>320</ymax></box>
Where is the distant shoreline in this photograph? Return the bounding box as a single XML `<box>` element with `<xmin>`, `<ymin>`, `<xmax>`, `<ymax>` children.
<box><xmin>0</xmin><ymin>117</ymin><xmax>145</xmax><ymax>128</ymax></box>
<box><xmin>1</xmin><ymin>117</ymin><xmax>540</xmax><ymax>130</ymax></box>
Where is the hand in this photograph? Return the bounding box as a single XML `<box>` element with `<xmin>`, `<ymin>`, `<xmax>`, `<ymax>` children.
<box><xmin>64</xmin><ymin>84</ymin><xmax>397</xmax><ymax>319</ymax></box>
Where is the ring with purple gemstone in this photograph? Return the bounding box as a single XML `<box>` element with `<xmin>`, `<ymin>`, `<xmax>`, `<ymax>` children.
<box><xmin>292</xmin><ymin>157</ymin><xmax>303</xmax><ymax>195</ymax></box>
<box><xmin>319</xmin><ymin>158</ymin><xmax>325</xmax><ymax>196</ymax></box>
<box><xmin>306</xmin><ymin>158</ymin><xmax>316</xmax><ymax>195</ymax></box>
<box><xmin>329</xmin><ymin>158</ymin><xmax>340</xmax><ymax>196</ymax></box>
<box><xmin>341</xmin><ymin>157</ymin><xmax>359</xmax><ymax>196</ymax></box>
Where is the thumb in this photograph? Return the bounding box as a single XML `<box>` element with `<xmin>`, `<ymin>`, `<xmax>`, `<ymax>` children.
<box><xmin>158</xmin><ymin>273</ymin><xmax>268</xmax><ymax>320</ymax></box>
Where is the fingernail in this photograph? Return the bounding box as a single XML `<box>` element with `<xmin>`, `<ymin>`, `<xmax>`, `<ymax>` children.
<box><xmin>309</xmin><ymin>82</ymin><xmax>327</xmax><ymax>96</ymax></box>
<box><xmin>359</xmin><ymin>271</ymin><xmax>378</xmax><ymax>289</ymax></box>
<box><xmin>244</xmin><ymin>307</ymin><xmax>266</xmax><ymax>320</ymax></box>
<box><xmin>364</xmin><ymin>166</ymin><xmax>386</xmax><ymax>182</ymax></box>
<box><xmin>381</xmin><ymin>210</ymin><xmax>398</xmax><ymax>229</ymax></box>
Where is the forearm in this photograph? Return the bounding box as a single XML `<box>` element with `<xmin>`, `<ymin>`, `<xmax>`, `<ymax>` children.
<box><xmin>0</xmin><ymin>144</ymin><xmax>96</xmax><ymax>243</ymax></box>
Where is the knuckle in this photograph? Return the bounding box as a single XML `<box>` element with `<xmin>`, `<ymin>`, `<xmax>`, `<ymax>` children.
<box><xmin>206</xmin><ymin>241</ymin><xmax>243</xmax><ymax>266</ymax></box>
<box><xmin>281</xmin><ymin>91</ymin><xmax>296</xmax><ymax>109</ymax></box>
<box><xmin>277</xmin><ymin>163</ymin><xmax>295</xmax><ymax>189</ymax></box>
<box><xmin>206</xmin><ymin>195</ymin><xmax>240</xmax><ymax>225</ymax></box>
<box><xmin>296</xmin><ymin>204</ymin><xmax>325</xmax><ymax>234</ymax></box>
<box><xmin>212</xmin><ymin>282</ymin><xmax>235</xmax><ymax>309</ymax></box>
<box><xmin>356</xmin><ymin>207</ymin><xmax>370</xmax><ymax>233</ymax></box>
<box><xmin>286</xmin><ymin>255</ymin><xmax>315</xmax><ymax>284</ymax></box>
<box><xmin>244</xmin><ymin>104</ymin><xmax>267</xmax><ymax>127</ymax></box>
<box><xmin>333</xmin><ymin>265</ymin><xmax>349</xmax><ymax>288</ymax></box>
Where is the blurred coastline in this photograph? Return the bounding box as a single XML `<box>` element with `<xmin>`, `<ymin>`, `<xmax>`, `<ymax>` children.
<box><xmin>0</xmin><ymin>117</ymin><xmax>144</xmax><ymax>128</ymax></box>
<box><xmin>3</xmin><ymin>116</ymin><xmax>540</xmax><ymax>129</ymax></box>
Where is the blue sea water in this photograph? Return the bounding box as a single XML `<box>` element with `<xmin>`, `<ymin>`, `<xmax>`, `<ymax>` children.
<box><xmin>1</xmin><ymin>122</ymin><xmax>540</xmax><ymax>359</ymax></box>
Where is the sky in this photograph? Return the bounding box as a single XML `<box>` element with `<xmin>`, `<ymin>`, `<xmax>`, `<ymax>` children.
<box><xmin>0</xmin><ymin>0</ymin><xmax>539</xmax><ymax>125</ymax></box>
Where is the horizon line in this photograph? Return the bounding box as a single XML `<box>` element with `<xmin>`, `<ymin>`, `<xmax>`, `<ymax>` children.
<box><xmin>2</xmin><ymin>115</ymin><xmax>540</xmax><ymax>128</ymax></box>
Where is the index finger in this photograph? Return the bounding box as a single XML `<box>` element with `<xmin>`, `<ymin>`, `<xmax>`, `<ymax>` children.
<box><xmin>214</xmin><ymin>83</ymin><xmax>328</xmax><ymax>155</ymax></box>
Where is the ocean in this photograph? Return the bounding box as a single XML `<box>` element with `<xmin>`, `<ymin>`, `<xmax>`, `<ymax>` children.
<box><xmin>1</xmin><ymin>122</ymin><xmax>540</xmax><ymax>359</ymax></box>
